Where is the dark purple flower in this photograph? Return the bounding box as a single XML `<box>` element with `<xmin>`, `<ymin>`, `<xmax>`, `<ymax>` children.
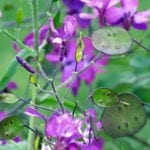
<box><xmin>105</xmin><ymin>0</ymin><xmax>150</xmax><ymax>30</ymax></box>
<box><xmin>62</xmin><ymin>0</ymin><xmax>94</xmax><ymax>28</ymax></box>
<box><xmin>16</xmin><ymin>56</ymin><xmax>35</xmax><ymax>74</ymax></box>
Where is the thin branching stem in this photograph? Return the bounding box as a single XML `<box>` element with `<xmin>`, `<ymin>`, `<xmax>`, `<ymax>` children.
<box><xmin>132</xmin><ymin>38</ymin><xmax>150</xmax><ymax>52</ymax></box>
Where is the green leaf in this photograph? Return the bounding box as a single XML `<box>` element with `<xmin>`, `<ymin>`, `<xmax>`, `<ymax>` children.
<box><xmin>0</xmin><ymin>93</ymin><xmax>19</xmax><ymax>103</ymax></box>
<box><xmin>91</xmin><ymin>27</ymin><xmax>132</xmax><ymax>55</ymax></box>
<box><xmin>0</xmin><ymin>49</ymin><xmax>35</xmax><ymax>91</ymax></box>
<box><xmin>101</xmin><ymin>93</ymin><xmax>147</xmax><ymax>137</ymax></box>
<box><xmin>0</xmin><ymin>116</ymin><xmax>23</xmax><ymax>140</ymax></box>
<box><xmin>92</xmin><ymin>88</ymin><xmax>119</xmax><ymax>107</ymax></box>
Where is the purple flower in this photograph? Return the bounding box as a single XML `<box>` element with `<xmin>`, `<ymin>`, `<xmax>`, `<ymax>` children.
<box><xmin>62</xmin><ymin>0</ymin><xmax>94</xmax><ymax>28</ymax></box>
<box><xmin>13</xmin><ymin>25</ymin><xmax>49</xmax><ymax>52</ymax></box>
<box><xmin>49</xmin><ymin>15</ymin><xmax>77</xmax><ymax>43</ymax></box>
<box><xmin>25</xmin><ymin>107</ymin><xmax>104</xmax><ymax>150</ymax></box>
<box><xmin>46</xmin><ymin>37</ymin><xmax>109</xmax><ymax>95</ymax></box>
<box><xmin>105</xmin><ymin>0</ymin><xmax>150</xmax><ymax>30</ymax></box>
<box><xmin>80</xmin><ymin>0</ymin><xmax>120</xmax><ymax>26</ymax></box>
<box><xmin>0</xmin><ymin>81</ymin><xmax>17</xmax><ymax>93</ymax></box>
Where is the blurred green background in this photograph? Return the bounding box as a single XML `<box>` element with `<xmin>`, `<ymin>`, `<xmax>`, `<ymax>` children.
<box><xmin>0</xmin><ymin>0</ymin><xmax>150</xmax><ymax>150</ymax></box>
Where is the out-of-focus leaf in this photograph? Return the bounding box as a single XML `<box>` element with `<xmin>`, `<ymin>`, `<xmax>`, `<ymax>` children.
<box><xmin>53</xmin><ymin>10</ymin><xmax>61</xmax><ymax>28</ymax></box>
<box><xmin>0</xmin><ymin>93</ymin><xmax>19</xmax><ymax>103</ymax></box>
<box><xmin>92</xmin><ymin>27</ymin><xmax>132</xmax><ymax>55</ymax></box>
<box><xmin>29</xmin><ymin>74</ymin><xmax>37</xmax><ymax>85</ymax></box>
<box><xmin>101</xmin><ymin>93</ymin><xmax>147</xmax><ymax>137</ymax></box>
<box><xmin>0</xmin><ymin>141</ymin><xmax>26</xmax><ymax>150</ymax></box>
<box><xmin>92</xmin><ymin>88</ymin><xmax>119</xmax><ymax>107</ymax></box>
<box><xmin>0</xmin><ymin>49</ymin><xmax>35</xmax><ymax>91</ymax></box>
<box><xmin>16</xmin><ymin>8</ymin><xmax>24</xmax><ymax>24</ymax></box>
<box><xmin>0</xmin><ymin>116</ymin><xmax>22</xmax><ymax>140</ymax></box>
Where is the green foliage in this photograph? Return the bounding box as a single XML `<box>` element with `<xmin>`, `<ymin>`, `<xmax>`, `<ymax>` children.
<box><xmin>0</xmin><ymin>49</ymin><xmax>35</xmax><ymax>91</ymax></box>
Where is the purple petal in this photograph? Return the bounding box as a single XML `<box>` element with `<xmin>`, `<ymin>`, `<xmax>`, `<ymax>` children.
<box><xmin>80</xmin><ymin>66</ymin><xmax>96</xmax><ymax>84</ymax></box>
<box><xmin>105</xmin><ymin>7</ymin><xmax>124</xmax><ymax>24</ymax></box>
<box><xmin>45</xmin><ymin>112</ymin><xmax>82</xmax><ymax>138</ymax></box>
<box><xmin>62</xmin><ymin>0</ymin><xmax>84</xmax><ymax>11</ymax></box>
<box><xmin>49</xmin><ymin>18</ymin><xmax>59</xmax><ymax>36</ymax></box>
<box><xmin>25</xmin><ymin>107</ymin><xmax>47</xmax><ymax>122</ymax></box>
<box><xmin>6</xmin><ymin>81</ymin><xmax>17</xmax><ymax>90</ymax></box>
<box><xmin>39</xmin><ymin>25</ymin><xmax>49</xmax><ymax>44</ymax></box>
<box><xmin>134</xmin><ymin>10</ymin><xmax>150</xmax><ymax>23</ymax></box>
<box><xmin>23</xmin><ymin>32</ymin><xmax>34</xmax><ymax>47</ymax></box>
<box><xmin>132</xmin><ymin>22</ymin><xmax>148</xmax><ymax>30</ymax></box>
<box><xmin>84</xmin><ymin>138</ymin><xmax>104</xmax><ymax>150</ymax></box>
<box><xmin>108</xmin><ymin>0</ymin><xmax>120</xmax><ymax>7</ymax></box>
<box><xmin>121</xmin><ymin>0</ymin><xmax>138</xmax><ymax>14</ymax></box>
<box><xmin>63</xmin><ymin>15</ymin><xmax>77</xmax><ymax>38</ymax></box>
<box><xmin>12</xmin><ymin>42</ymin><xmax>21</xmax><ymax>52</ymax></box>
<box><xmin>0</xmin><ymin>111</ymin><xmax>7</xmax><ymax>121</ymax></box>
<box><xmin>13</xmin><ymin>136</ymin><xmax>22</xmax><ymax>143</ymax></box>
<box><xmin>85</xmin><ymin>108</ymin><xmax>97</xmax><ymax>123</ymax></box>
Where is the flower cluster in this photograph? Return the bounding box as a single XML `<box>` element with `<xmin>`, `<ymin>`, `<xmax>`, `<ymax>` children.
<box><xmin>25</xmin><ymin>107</ymin><xmax>104</xmax><ymax>150</ymax></box>
<box><xmin>13</xmin><ymin>15</ymin><xmax>108</xmax><ymax>95</ymax></box>
<box><xmin>63</xmin><ymin>0</ymin><xmax>150</xmax><ymax>30</ymax></box>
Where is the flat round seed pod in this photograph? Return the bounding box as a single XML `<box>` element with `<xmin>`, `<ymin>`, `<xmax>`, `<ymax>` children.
<box><xmin>92</xmin><ymin>88</ymin><xmax>119</xmax><ymax>107</ymax></box>
<box><xmin>0</xmin><ymin>116</ymin><xmax>23</xmax><ymax>140</ymax></box>
<box><xmin>101</xmin><ymin>93</ymin><xmax>147</xmax><ymax>137</ymax></box>
<box><xmin>91</xmin><ymin>27</ymin><xmax>132</xmax><ymax>55</ymax></box>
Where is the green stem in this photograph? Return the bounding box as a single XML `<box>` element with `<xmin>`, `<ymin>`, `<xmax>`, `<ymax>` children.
<box><xmin>27</xmin><ymin>86</ymin><xmax>38</xmax><ymax>150</ymax></box>
<box><xmin>130</xmin><ymin>135</ymin><xmax>150</xmax><ymax>148</ymax></box>
<box><xmin>132</xmin><ymin>38</ymin><xmax>150</xmax><ymax>52</ymax></box>
<box><xmin>37</xmin><ymin>62</ymin><xmax>65</xmax><ymax>113</ymax></box>
<box><xmin>32</xmin><ymin>0</ymin><xmax>39</xmax><ymax>55</ymax></box>
<box><xmin>27</xmin><ymin>0</ymin><xmax>39</xmax><ymax>150</ymax></box>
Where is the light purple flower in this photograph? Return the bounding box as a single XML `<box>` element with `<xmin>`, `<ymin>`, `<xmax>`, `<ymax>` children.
<box><xmin>25</xmin><ymin>107</ymin><xmax>104</xmax><ymax>150</ymax></box>
<box><xmin>105</xmin><ymin>0</ymin><xmax>150</xmax><ymax>30</ymax></box>
<box><xmin>80</xmin><ymin>0</ymin><xmax>120</xmax><ymax>26</ymax></box>
<box><xmin>49</xmin><ymin>15</ymin><xmax>77</xmax><ymax>43</ymax></box>
<box><xmin>46</xmin><ymin>37</ymin><xmax>109</xmax><ymax>95</ymax></box>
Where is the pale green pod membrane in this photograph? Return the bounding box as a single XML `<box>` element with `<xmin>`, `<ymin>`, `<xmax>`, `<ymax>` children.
<box><xmin>91</xmin><ymin>27</ymin><xmax>132</xmax><ymax>55</ymax></box>
<box><xmin>101</xmin><ymin>93</ymin><xmax>147</xmax><ymax>137</ymax></box>
<box><xmin>0</xmin><ymin>93</ymin><xmax>19</xmax><ymax>103</ymax></box>
<box><xmin>0</xmin><ymin>116</ymin><xmax>23</xmax><ymax>140</ymax></box>
<box><xmin>92</xmin><ymin>88</ymin><xmax>119</xmax><ymax>107</ymax></box>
